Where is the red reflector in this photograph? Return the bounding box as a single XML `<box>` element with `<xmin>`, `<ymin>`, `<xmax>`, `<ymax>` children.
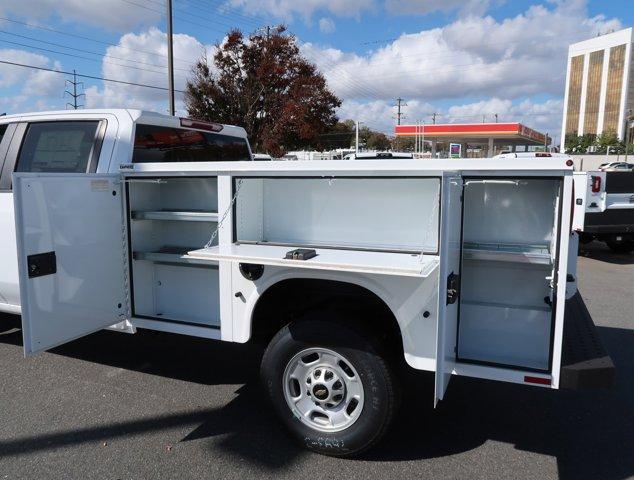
<box><xmin>180</xmin><ymin>118</ymin><xmax>224</xmax><ymax>132</ymax></box>
<box><xmin>566</xmin><ymin>159</ymin><xmax>574</xmax><ymax>166</ymax></box>
<box><xmin>591</xmin><ymin>175</ymin><xmax>601</xmax><ymax>193</ymax></box>
<box><xmin>524</xmin><ymin>375</ymin><xmax>551</xmax><ymax>385</ymax></box>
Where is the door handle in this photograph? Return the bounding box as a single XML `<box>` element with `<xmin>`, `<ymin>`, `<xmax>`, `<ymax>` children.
<box><xmin>27</xmin><ymin>251</ymin><xmax>57</xmax><ymax>278</ymax></box>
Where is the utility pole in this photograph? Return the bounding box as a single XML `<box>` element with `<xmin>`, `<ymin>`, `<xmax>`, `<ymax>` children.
<box><xmin>166</xmin><ymin>0</ymin><xmax>175</xmax><ymax>116</ymax></box>
<box><xmin>431</xmin><ymin>112</ymin><xmax>438</xmax><ymax>124</ymax></box>
<box><xmin>395</xmin><ymin>98</ymin><xmax>407</xmax><ymax>125</ymax></box>
<box><xmin>64</xmin><ymin>70</ymin><xmax>85</xmax><ymax>110</ymax></box>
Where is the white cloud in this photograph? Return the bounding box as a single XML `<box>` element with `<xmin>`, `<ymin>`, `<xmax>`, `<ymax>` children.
<box><xmin>85</xmin><ymin>28</ymin><xmax>213</xmax><ymax>114</ymax></box>
<box><xmin>0</xmin><ymin>49</ymin><xmax>64</xmax><ymax>112</ymax></box>
<box><xmin>385</xmin><ymin>0</ymin><xmax>493</xmax><ymax>16</ymax></box>
<box><xmin>223</xmin><ymin>0</ymin><xmax>375</xmax><ymax>22</ymax></box>
<box><xmin>337</xmin><ymin>98</ymin><xmax>435</xmax><ymax>133</ymax></box>
<box><xmin>446</xmin><ymin>97</ymin><xmax>564</xmax><ymax>139</ymax></box>
<box><xmin>338</xmin><ymin>97</ymin><xmax>564</xmax><ymax>143</ymax></box>
<box><xmin>301</xmin><ymin>0</ymin><xmax>620</xmax><ymax>103</ymax></box>
<box><xmin>0</xmin><ymin>0</ymin><xmax>161</xmax><ymax>32</ymax></box>
<box><xmin>319</xmin><ymin>17</ymin><xmax>336</xmax><ymax>34</ymax></box>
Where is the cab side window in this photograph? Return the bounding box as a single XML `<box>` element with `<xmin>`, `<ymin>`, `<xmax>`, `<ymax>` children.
<box><xmin>0</xmin><ymin>124</ymin><xmax>7</xmax><ymax>144</ymax></box>
<box><xmin>15</xmin><ymin>121</ymin><xmax>100</xmax><ymax>173</ymax></box>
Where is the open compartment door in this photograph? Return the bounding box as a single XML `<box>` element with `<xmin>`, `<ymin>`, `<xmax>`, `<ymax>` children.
<box><xmin>13</xmin><ymin>173</ymin><xmax>128</xmax><ymax>356</ymax></box>
<box><xmin>435</xmin><ymin>175</ymin><xmax>463</xmax><ymax>406</ymax></box>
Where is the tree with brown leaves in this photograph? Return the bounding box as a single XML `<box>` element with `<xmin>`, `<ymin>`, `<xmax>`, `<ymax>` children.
<box><xmin>185</xmin><ymin>26</ymin><xmax>341</xmax><ymax>156</ymax></box>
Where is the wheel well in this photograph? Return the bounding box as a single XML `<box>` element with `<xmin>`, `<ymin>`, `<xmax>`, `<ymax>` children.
<box><xmin>250</xmin><ymin>278</ymin><xmax>403</xmax><ymax>357</ymax></box>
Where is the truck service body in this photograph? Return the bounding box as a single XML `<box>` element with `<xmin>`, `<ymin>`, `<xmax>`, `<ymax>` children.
<box><xmin>0</xmin><ymin>110</ymin><xmax>614</xmax><ymax>456</ymax></box>
<box><xmin>579</xmin><ymin>170</ymin><xmax>634</xmax><ymax>252</ymax></box>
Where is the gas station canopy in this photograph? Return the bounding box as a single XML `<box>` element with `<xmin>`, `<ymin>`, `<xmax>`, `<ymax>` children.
<box><xmin>394</xmin><ymin>122</ymin><xmax>551</xmax><ymax>156</ymax></box>
<box><xmin>395</xmin><ymin>123</ymin><xmax>550</xmax><ymax>145</ymax></box>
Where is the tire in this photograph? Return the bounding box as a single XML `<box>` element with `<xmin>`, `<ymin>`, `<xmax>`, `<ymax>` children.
<box><xmin>606</xmin><ymin>241</ymin><xmax>634</xmax><ymax>253</ymax></box>
<box><xmin>0</xmin><ymin>314</ymin><xmax>20</xmax><ymax>333</ymax></box>
<box><xmin>261</xmin><ymin>316</ymin><xmax>400</xmax><ymax>457</ymax></box>
<box><xmin>578</xmin><ymin>233</ymin><xmax>594</xmax><ymax>244</ymax></box>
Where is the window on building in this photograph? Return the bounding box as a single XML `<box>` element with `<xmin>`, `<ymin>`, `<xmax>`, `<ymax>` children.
<box><xmin>133</xmin><ymin>124</ymin><xmax>251</xmax><ymax>163</ymax></box>
<box><xmin>16</xmin><ymin>121</ymin><xmax>100</xmax><ymax>173</ymax></box>
<box><xmin>583</xmin><ymin>50</ymin><xmax>605</xmax><ymax>136</ymax></box>
<box><xmin>603</xmin><ymin>44</ymin><xmax>626</xmax><ymax>134</ymax></box>
<box><xmin>565</xmin><ymin>55</ymin><xmax>585</xmax><ymax>136</ymax></box>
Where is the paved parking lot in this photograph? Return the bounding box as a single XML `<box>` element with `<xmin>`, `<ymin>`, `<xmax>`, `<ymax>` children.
<box><xmin>0</xmin><ymin>241</ymin><xmax>632</xmax><ymax>479</ymax></box>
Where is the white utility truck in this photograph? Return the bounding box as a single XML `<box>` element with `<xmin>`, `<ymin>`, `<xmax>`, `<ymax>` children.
<box><xmin>577</xmin><ymin>170</ymin><xmax>634</xmax><ymax>252</ymax></box>
<box><xmin>1</xmin><ymin>110</ymin><xmax>614</xmax><ymax>457</ymax></box>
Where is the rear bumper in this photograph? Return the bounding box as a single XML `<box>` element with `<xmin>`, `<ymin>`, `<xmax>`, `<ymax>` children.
<box><xmin>584</xmin><ymin>209</ymin><xmax>634</xmax><ymax>234</ymax></box>
<box><xmin>560</xmin><ymin>293</ymin><xmax>615</xmax><ymax>390</ymax></box>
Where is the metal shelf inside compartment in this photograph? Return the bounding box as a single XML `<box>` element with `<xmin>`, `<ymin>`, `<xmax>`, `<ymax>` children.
<box><xmin>462</xmin><ymin>242</ymin><xmax>552</xmax><ymax>265</ymax></box>
<box><xmin>131</xmin><ymin>210</ymin><xmax>219</xmax><ymax>222</ymax></box>
<box><xmin>133</xmin><ymin>246</ymin><xmax>219</xmax><ymax>267</ymax></box>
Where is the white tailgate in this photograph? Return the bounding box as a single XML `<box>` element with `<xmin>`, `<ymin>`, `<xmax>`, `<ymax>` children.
<box><xmin>13</xmin><ymin>173</ymin><xmax>127</xmax><ymax>356</ymax></box>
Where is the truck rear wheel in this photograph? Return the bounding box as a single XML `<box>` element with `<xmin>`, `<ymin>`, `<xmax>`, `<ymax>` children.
<box><xmin>261</xmin><ymin>317</ymin><xmax>399</xmax><ymax>457</ymax></box>
<box><xmin>607</xmin><ymin>241</ymin><xmax>634</xmax><ymax>253</ymax></box>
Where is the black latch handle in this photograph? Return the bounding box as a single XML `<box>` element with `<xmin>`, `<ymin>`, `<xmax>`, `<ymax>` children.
<box><xmin>446</xmin><ymin>271</ymin><xmax>460</xmax><ymax>305</ymax></box>
<box><xmin>27</xmin><ymin>251</ymin><xmax>57</xmax><ymax>279</ymax></box>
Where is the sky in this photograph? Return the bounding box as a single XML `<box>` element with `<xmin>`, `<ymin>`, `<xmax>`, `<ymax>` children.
<box><xmin>0</xmin><ymin>0</ymin><xmax>631</xmax><ymax>144</ymax></box>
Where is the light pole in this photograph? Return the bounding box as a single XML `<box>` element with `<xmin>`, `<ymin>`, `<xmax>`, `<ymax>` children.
<box><xmin>625</xmin><ymin>118</ymin><xmax>633</xmax><ymax>164</ymax></box>
<box><xmin>355</xmin><ymin>121</ymin><xmax>364</xmax><ymax>153</ymax></box>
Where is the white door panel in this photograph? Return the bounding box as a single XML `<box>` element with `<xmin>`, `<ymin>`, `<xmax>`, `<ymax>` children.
<box><xmin>14</xmin><ymin>173</ymin><xmax>127</xmax><ymax>355</ymax></box>
<box><xmin>434</xmin><ymin>175</ymin><xmax>463</xmax><ymax>406</ymax></box>
<box><xmin>0</xmin><ymin>192</ymin><xmax>19</xmax><ymax>309</ymax></box>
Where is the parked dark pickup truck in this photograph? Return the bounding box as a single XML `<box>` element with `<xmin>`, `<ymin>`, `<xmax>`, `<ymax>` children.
<box><xmin>580</xmin><ymin>170</ymin><xmax>634</xmax><ymax>252</ymax></box>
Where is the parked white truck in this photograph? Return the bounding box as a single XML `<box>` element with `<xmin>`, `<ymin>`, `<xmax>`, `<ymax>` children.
<box><xmin>577</xmin><ymin>170</ymin><xmax>634</xmax><ymax>253</ymax></box>
<box><xmin>0</xmin><ymin>110</ymin><xmax>614</xmax><ymax>457</ymax></box>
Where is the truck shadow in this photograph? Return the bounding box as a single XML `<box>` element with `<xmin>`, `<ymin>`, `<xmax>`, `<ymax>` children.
<box><xmin>579</xmin><ymin>241</ymin><xmax>634</xmax><ymax>265</ymax></box>
<box><xmin>0</xmin><ymin>320</ymin><xmax>632</xmax><ymax>479</ymax></box>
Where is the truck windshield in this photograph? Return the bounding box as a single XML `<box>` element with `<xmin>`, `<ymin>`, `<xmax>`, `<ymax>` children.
<box><xmin>133</xmin><ymin>124</ymin><xmax>251</xmax><ymax>163</ymax></box>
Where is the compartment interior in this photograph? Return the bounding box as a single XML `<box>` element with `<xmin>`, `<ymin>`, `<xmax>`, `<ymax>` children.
<box><xmin>457</xmin><ymin>178</ymin><xmax>561</xmax><ymax>371</ymax></box>
<box><xmin>235</xmin><ymin>177</ymin><xmax>441</xmax><ymax>253</ymax></box>
<box><xmin>127</xmin><ymin>177</ymin><xmax>220</xmax><ymax>327</ymax></box>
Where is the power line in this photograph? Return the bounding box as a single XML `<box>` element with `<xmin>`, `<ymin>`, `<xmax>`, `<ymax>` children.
<box><xmin>0</xmin><ymin>29</ymin><xmax>191</xmax><ymax>73</ymax></box>
<box><xmin>0</xmin><ymin>59</ymin><xmax>187</xmax><ymax>92</ymax></box>
<box><xmin>119</xmin><ymin>0</ymin><xmax>245</xmax><ymax>32</ymax></box>
<box><xmin>0</xmin><ymin>16</ymin><xmax>192</xmax><ymax>65</ymax></box>
<box><xmin>0</xmin><ymin>38</ymin><xmax>189</xmax><ymax>78</ymax></box>
<box><xmin>181</xmin><ymin>0</ymin><xmax>264</xmax><ymax>29</ymax></box>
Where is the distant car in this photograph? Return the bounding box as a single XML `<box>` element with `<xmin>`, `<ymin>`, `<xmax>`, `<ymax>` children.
<box><xmin>599</xmin><ymin>162</ymin><xmax>633</xmax><ymax>171</ymax></box>
<box><xmin>344</xmin><ymin>151</ymin><xmax>414</xmax><ymax>160</ymax></box>
<box><xmin>603</xmin><ymin>162</ymin><xmax>634</xmax><ymax>172</ymax></box>
<box><xmin>253</xmin><ymin>153</ymin><xmax>273</xmax><ymax>161</ymax></box>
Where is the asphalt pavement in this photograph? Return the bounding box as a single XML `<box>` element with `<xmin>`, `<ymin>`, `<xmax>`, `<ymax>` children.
<box><xmin>0</xmin><ymin>241</ymin><xmax>632</xmax><ymax>479</ymax></box>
